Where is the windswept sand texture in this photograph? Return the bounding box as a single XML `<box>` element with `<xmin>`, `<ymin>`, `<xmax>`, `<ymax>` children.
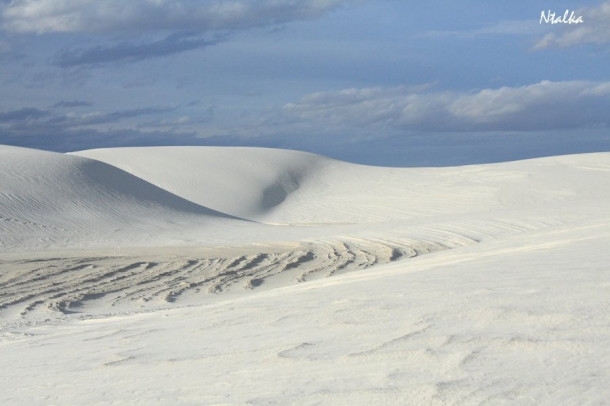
<box><xmin>1</xmin><ymin>145</ymin><xmax>609</xmax><ymax>404</ymax></box>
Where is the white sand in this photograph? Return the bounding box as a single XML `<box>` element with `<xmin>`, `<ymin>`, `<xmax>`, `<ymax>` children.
<box><xmin>1</xmin><ymin>145</ymin><xmax>609</xmax><ymax>404</ymax></box>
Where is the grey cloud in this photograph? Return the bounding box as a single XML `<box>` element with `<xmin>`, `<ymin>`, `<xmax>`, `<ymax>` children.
<box><xmin>43</xmin><ymin>106</ymin><xmax>178</xmax><ymax>127</ymax></box>
<box><xmin>54</xmin><ymin>33</ymin><xmax>224</xmax><ymax>67</ymax></box>
<box><xmin>2</xmin><ymin>0</ymin><xmax>360</xmax><ymax>66</ymax></box>
<box><xmin>0</xmin><ymin>39</ymin><xmax>10</xmax><ymax>53</ymax></box>
<box><xmin>0</xmin><ymin>107</ymin><xmax>48</xmax><ymax>122</ymax></box>
<box><xmin>0</xmin><ymin>104</ymin><xmax>196</xmax><ymax>151</ymax></box>
<box><xmin>100</xmin><ymin>106</ymin><xmax>178</xmax><ymax>122</ymax></box>
<box><xmin>1</xmin><ymin>0</ymin><xmax>357</xmax><ymax>34</ymax></box>
<box><xmin>1</xmin><ymin>125</ymin><xmax>199</xmax><ymax>152</ymax></box>
<box><xmin>282</xmin><ymin>81</ymin><xmax>610</xmax><ymax>133</ymax></box>
<box><xmin>52</xmin><ymin>100</ymin><xmax>93</xmax><ymax>108</ymax></box>
<box><xmin>1</xmin><ymin>104</ymin><xmax>179</xmax><ymax>139</ymax></box>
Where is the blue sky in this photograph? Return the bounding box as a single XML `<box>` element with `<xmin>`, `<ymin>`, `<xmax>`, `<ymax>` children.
<box><xmin>1</xmin><ymin>0</ymin><xmax>609</xmax><ymax>165</ymax></box>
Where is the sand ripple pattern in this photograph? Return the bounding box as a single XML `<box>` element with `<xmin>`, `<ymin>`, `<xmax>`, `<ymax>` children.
<box><xmin>0</xmin><ymin>238</ymin><xmax>457</xmax><ymax>319</ymax></box>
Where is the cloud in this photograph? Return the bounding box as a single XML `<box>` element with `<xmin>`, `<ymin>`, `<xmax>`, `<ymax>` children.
<box><xmin>1</xmin><ymin>0</ymin><xmax>359</xmax><ymax>66</ymax></box>
<box><xmin>420</xmin><ymin>19</ymin><xmax>545</xmax><ymax>40</ymax></box>
<box><xmin>0</xmin><ymin>39</ymin><xmax>10</xmax><ymax>53</ymax></box>
<box><xmin>0</xmin><ymin>103</ymin><xmax>195</xmax><ymax>151</ymax></box>
<box><xmin>42</xmin><ymin>106</ymin><xmax>178</xmax><ymax>127</ymax></box>
<box><xmin>0</xmin><ymin>107</ymin><xmax>48</xmax><ymax>122</ymax></box>
<box><xmin>4</xmin><ymin>81</ymin><xmax>610</xmax><ymax>157</ymax></box>
<box><xmin>1</xmin><ymin>0</ymin><xmax>356</xmax><ymax>34</ymax></box>
<box><xmin>1</xmin><ymin>125</ymin><xmax>198</xmax><ymax>152</ymax></box>
<box><xmin>53</xmin><ymin>32</ymin><xmax>225</xmax><ymax>67</ymax></box>
<box><xmin>282</xmin><ymin>81</ymin><xmax>610</xmax><ymax>132</ymax></box>
<box><xmin>2</xmin><ymin>104</ymin><xmax>179</xmax><ymax>134</ymax></box>
<box><xmin>534</xmin><ymin>1</ymin><xmax>610</xmax><ymax>48</ymax></box>
<box><xmin>52</xmin><ymin>100</ymin><xmax>92</xmax><ymax>108</ymax></box>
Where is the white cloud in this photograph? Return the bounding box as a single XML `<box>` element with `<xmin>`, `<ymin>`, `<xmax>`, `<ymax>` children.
<box><xmin>420</xmin><ymin>19</ymin><xmax>545</xmax><ymax>40</ymax></box>
<box><xmin>282</xmin><ymin>81</ymin><xmax>610</xmax><ymax>132</ymax></box>
<box><xmin>1</xmin><ymin>0</ymin><xmax>356</xmax><ymax>34</ymax></box>
<box><xmin>534</xmin><ymin>1</ymin><xmax>610</xmax><ymax>48</ymax></box>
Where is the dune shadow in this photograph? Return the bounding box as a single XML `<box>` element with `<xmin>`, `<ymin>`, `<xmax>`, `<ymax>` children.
<box><xmin>81</xmin><ymin>158</ymin><xmax>250</xmax><ymax>221</ymax></box>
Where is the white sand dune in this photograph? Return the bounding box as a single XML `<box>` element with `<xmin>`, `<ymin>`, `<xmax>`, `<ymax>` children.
<box><xmin>1</xmin><ymin>144</ymin><xmax>609</xmax><ymax>404</ymax></box>
<box><xmin>74</xmin><ymin>146</ymin><xmax>610</xmax><ymax>226</ymax></box>
<box><xmin>1</xmin><ymin>145</ymin><xmax>345</xmax><ymax>256</ymax></box>
<box><xmin>74</xmin><ymin>146</ymin><xmax>333</xmax><ymax>221</ymax></box>
<box><xmin>0</xmin><ymin>145</ymin><xmax>248</xmax><ymax>252</ymax></box>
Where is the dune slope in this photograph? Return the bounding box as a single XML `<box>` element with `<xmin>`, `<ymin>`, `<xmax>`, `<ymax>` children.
<box><xmin>0</xmin><ymin>145</ymin><xmax>242</xmax><ymax>251</ymax></box>
<box><xmin>74</xmin><ymin>146</ymin><xmax>334</xmax><ymax>221</ymax></box>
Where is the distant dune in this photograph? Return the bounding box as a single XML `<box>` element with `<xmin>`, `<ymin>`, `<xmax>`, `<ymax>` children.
<box><xmin>74</xmin><ymin>146</ymin><xmax>335</xmax><ymax>221</ymax></box>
